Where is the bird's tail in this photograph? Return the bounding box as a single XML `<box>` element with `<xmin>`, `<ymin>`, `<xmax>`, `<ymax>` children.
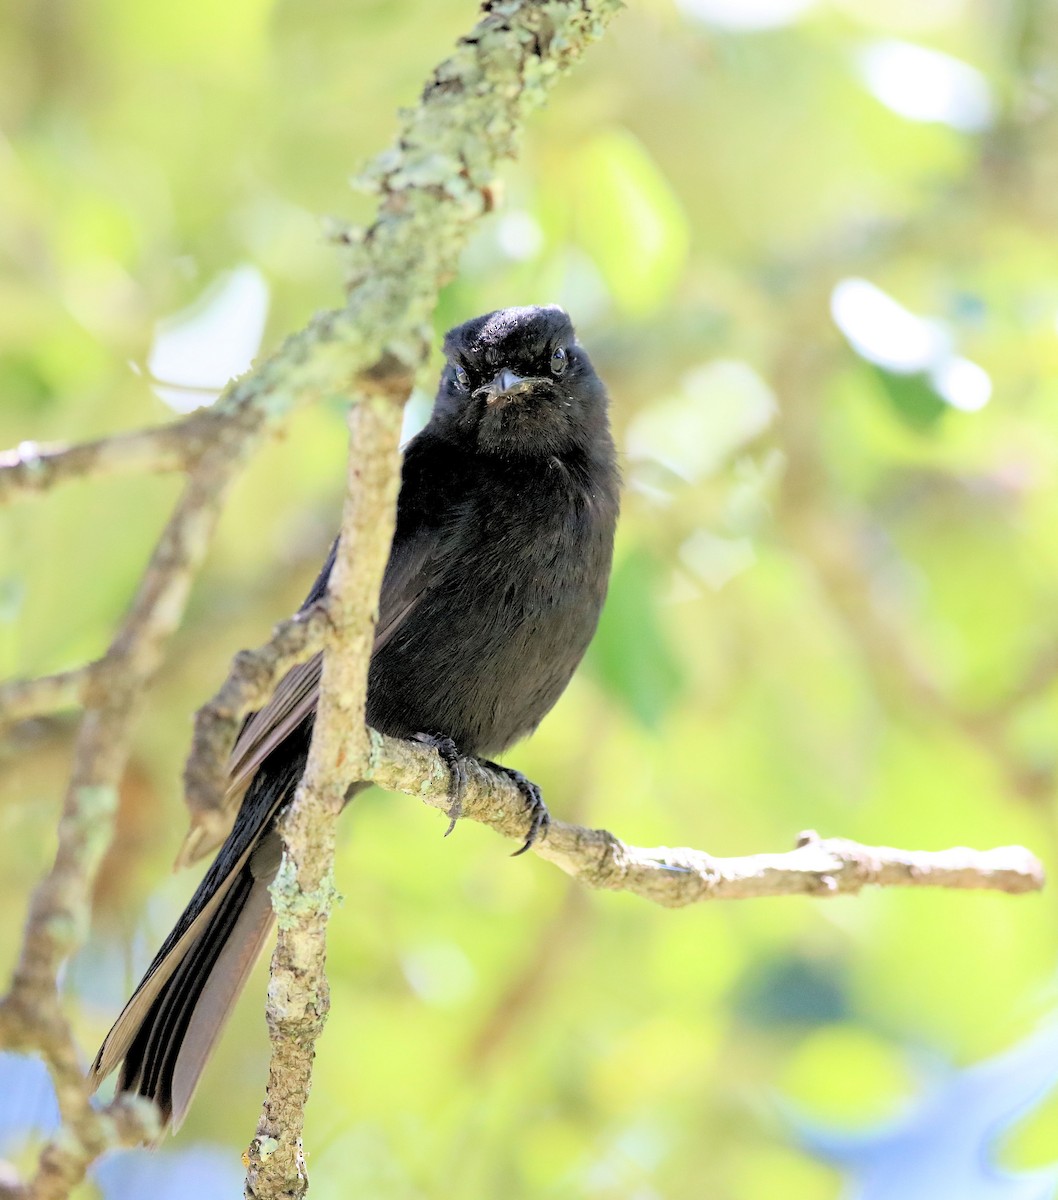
<box><xmin>88</xmin><ymin>743</ymin><xmax>310</xmax><ymax>1131</ymax></box>
<box><xmin>89</xmin><ymin>829</ymin><xmax>281</xmax><ymax>1131</ymax></box>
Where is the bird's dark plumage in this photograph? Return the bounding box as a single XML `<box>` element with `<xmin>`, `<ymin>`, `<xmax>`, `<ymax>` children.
<box><xmin>90</xmin><ymin>304</ymin><xmax>620</xmax><ymax>1129</ymax></box>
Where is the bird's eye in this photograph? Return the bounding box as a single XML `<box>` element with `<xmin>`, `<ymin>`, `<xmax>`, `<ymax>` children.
<box><xmin>550</xmin><ymin>346</ymin><xmax>568</xmax><ymax>376</ymax></box>
<box><xmin>453</xmin><ymin>365</ymin><xmax>470</xmax><ymax>391</ymax></box>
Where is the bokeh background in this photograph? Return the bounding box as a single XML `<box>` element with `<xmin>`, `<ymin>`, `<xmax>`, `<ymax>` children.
<box><xmin>3</xmin><ymin>0</ymin><xmax>1058</xmax><ymax>1196</ymax></box>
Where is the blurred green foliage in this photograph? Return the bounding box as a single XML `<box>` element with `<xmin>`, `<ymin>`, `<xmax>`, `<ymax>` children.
<box><xmin>3</xmin><ymin>0</ymin><xmax>1058</xmax><ymax>1197</ymax></box>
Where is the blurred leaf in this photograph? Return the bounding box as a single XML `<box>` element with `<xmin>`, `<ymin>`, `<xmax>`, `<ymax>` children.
<box><xmin>0</xmin><ymin>354</ymin><xmax>55</xmax><ymax>413</ymax></box>
<box><xmin>781</xmin><ymin>1026</ymin><xmax>915</xmax><ymax>1128</ymax></box>
<box><xmin>626</xmin><ymin>358</ymin><xmax>776</xmax><ymax>482</ymax></box>
<box><xmin>730</xmin><ymin>1143</ymin><xmax>841</xmax><ymax>1200</ymax></box>
<box><xmin>147</xmin><ymin>264</ymin><xmax>270</xmax><ymax>412</ymax></box>
<box><xmin>733</xmin><ymin>954</ymin><xmax>851</xmax><ymax>1029</ymax></box>
<box><xmin>568</xmin><ymin>129</ymin><xmax>689</xmax><ymax>317</ymax></box>
<box><xmin>868</xmin><ymin>364</ymin><xmax>948</xmax><ymax>431</ymax></box>
<box><xmin>855</xmin><ymin>40</ymin><xmax>995</xmax><ymax>133</ymax></box>
<box><xmin>586</xmin><ymin>546</ymin><xmax>685</xmax><ymax>728</ymax></box>
<box><xmin>1003</xmin><ymin>1085</ymin><xmax>1058</xmax><ymax>1174</ymax></box>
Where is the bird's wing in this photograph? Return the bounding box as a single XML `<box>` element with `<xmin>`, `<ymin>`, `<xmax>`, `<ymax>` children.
<box><xmin>176</xmin><ymin>527</ymin><xmax>444</xmax><ymax>867</ymax></box>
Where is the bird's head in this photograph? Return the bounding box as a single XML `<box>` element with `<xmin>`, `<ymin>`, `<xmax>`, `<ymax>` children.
<box><xmin>431</xmin><ymin>305</ymin><xmax>608</xmax><ymax>458</ymax></box>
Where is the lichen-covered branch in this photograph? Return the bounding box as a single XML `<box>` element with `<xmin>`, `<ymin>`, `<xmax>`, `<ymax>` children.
<box><xmin>0</xmin><ymin>408</ymin><xmax>226</xmax><ymax>505</ymax></box>
<box><xmin>244</xmin><ymin>397</ymin><xmax>403</xmax><ymax>1199</ymax></box>
<box><xmin>0</xmin><ymin>441</ymin><xmax>244</xmax><ymax>1200</ymax></box>
<box><xmin>367</xmin><ymin>733</ymin><xmax>1046</xmax><ymax>902</ymax></box>
<box><xmin>0</xmin><ymin>666</ymin><xmax>94</xmax><ymax>726</ymax></box>
<box><xmin>179</xmin><ymin>604</ymin><xmax>332</xmax><ymax>868</ymax></box>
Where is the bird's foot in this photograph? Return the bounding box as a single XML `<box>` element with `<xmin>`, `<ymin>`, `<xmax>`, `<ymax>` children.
<box><xmin>413</xmin><ymin>732</ymin><xmax>469</xmax><ymax>836</ymax></box>
<box><xmin>481</xmin><ymin>761</ymin><xmax>550</xmax><ymax>857</ymax></box>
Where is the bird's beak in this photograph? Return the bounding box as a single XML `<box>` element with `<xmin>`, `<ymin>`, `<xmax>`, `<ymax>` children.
<box><xmin>484</xmin><ymin>368</ymin><xmax>529</xmax><ymax>406</ymax></box>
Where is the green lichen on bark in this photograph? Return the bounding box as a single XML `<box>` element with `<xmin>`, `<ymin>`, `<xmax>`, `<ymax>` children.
<box><xmin>212</xmin><ymin>0</ymin><xmax>625</xmax><ymax>446</ymax></box>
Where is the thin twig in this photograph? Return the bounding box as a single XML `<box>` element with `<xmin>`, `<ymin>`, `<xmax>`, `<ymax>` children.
<box><xmin>0</xmin><ymin>666</ymin><xmax>94</xmax><ymax>726</ymax></box>
<box><xmin>0</xmin><ymin>408</ymin><xmax>223</xmax><ymax>505</ymax></box>
<box><xmin>367</xmin><ymin>733</ymin><xmax>1047</xmax><ymax>903</ymax></box>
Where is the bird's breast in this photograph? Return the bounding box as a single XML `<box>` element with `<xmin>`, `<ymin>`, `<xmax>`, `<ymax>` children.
<box><xmin>366</xmin><ymin>457</ymin><xmax>617</xmax><ymax>756</ymax></box>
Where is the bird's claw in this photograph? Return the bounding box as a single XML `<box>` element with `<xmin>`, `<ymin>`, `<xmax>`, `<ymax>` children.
<box><xmin>413</xmin><ymin>732</ymin><xmax>468</xmax><ymax>835</ymax></box>
<box><xmin>483</xmin><ymin>761</ymin><xmax>550</xmax><ymax>856</ymax></box>
<box><xmin>413</xmin><ymin>736</ymin><xmax>550</xmax><ymax>854</ymax></box>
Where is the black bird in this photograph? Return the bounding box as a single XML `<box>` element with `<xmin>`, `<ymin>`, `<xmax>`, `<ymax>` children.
<box><xmin>90</xmin><ymin>304</ymin><xmax>620</xmax><ymax>1130</ymax></box>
